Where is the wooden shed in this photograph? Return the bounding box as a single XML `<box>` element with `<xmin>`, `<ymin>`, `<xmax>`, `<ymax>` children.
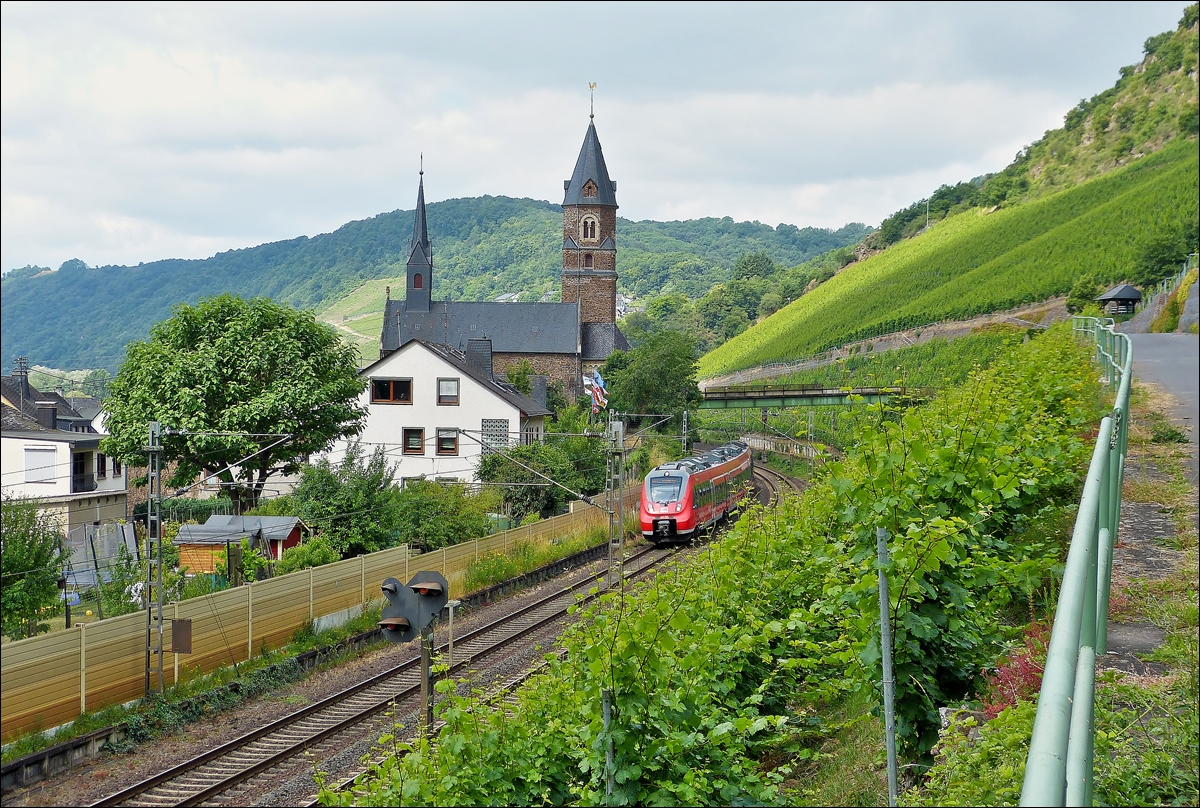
<box><xmin>1096</xmin><ymin>283</ymin><xmax>1142</xmax><ymax>315</ymax></box>
<box><xmin>175</xmin><ymin>515</ymin><xmax>308</xmax><ymax>574</ymax></box>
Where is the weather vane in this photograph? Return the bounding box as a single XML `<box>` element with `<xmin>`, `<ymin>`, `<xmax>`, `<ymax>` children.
<box><xmin>589</xmin><ymin>82</ymin><xmax>596</xmax><ymax>119</ymax></box>
<box><xmin>420</xmin><ymin>152</ymin><xmax>424</xmax><ymax>176</ymax></box>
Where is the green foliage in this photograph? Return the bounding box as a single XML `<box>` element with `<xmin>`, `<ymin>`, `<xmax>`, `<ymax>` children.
<box><xmin>97</xmin><ymin>543</ymin><xmax>144</xmax><ymax>618</ymax></box>
<box><xmin>274</xmin><ymin>535</ymin><xmax>340</xmax><ymax>575</ymax></box>
<box><xmin>392</xmin><ymin>480</ymin><xmax>493</xmax><ymax>551</ymax></box>
<box><xmin>477</xmin><ymin>443</ymin><xmax>575</xmax><ymax>521</ymax></box>
<box><xmin>915</xmin><ymin>674</ymin><xmax>1199</xmax><ymax>806</ymax></box>
<box><xmin>701</xmin><ymin>141</ymin><xmax>1198</xmax><ymax>377</ymax></box>
<box><xmin>1151</xmin><ymin>267</ymin><xmax>1199</xmax><ymax>332</ymax></box>
<box><xmin>289</xmin><ymin>441</ymin><xmax>400</xmax><ymax>557</ymax></box>
<box><xmin>1065</xmin><ymin>274</ymin><xmax>1102</xmax><ymax>314</ymax></box>
<box><xmin>501</xmin><ymin>357</ymin><xmax>535</xmax><ymax>395</ymax></box>
<box><xmin>604</xmin><ymin>330</ymin><xmax>703</xmax><ymax>423</ymax></box>
<box><xmin>0</xmin><ymin>496</ymin><xmax>67</xmax><ymax>641</ymax></box>
<box><xmin>101</xmin><ymin>294</ymin><xmax>366</xmax><ymax>511</ymax></box>
<box><xmin>0</xmin><ymin>193</ymin><xmax>868</xmax><ymax>372</ymax></box>
<box><xmin>545</xmin><ymin>403</ymin><xmax>607</xmax><ymax>496</ymax></box>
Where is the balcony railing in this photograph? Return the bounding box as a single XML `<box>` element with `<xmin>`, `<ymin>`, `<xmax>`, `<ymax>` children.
<box><xmin>72</xmin><ymin>473</ymin><xmax>97</xmax><ymax>494</ymax></box>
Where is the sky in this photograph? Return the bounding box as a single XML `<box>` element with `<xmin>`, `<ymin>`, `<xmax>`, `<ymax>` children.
<box><xmin>0</xmin><ymin>1</ymin><xmax>1188</xmax><ymax>274</ymax></box>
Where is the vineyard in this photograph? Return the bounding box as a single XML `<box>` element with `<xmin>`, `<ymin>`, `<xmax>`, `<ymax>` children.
<box><xmin>699</xmin><ymin>140</ymin><xmax>1198</xmax><ymax>378</ymax></box>
<box><xmin>313</xmin><ymin>325</ymin><xmax>1194</xmax><ymax>806</ymax></box>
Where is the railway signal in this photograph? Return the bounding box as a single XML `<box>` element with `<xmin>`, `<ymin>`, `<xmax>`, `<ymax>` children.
<box><xmin>378</xmin><ymin>571</ymin><xmax>449</xmax><ymax>728</ymax></box>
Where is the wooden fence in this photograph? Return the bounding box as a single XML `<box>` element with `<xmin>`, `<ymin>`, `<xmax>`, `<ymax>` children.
<box><xmin>1</xmin><ymin>488</ymin><xmax>639</xmax><ymax>742</ymax></box>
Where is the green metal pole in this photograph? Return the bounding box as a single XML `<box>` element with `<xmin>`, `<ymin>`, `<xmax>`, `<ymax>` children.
<box><xmin>1065</xmin><ymin>646</ymin><xmax>1097</xmax><ymax>806</ymax></box>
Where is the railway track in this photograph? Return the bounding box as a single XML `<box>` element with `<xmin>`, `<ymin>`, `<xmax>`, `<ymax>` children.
<box><xmin>91</xmin><ymin>543</ymin><xmax>676</xmax><ymax>808</ymax></box>
<box><xmin>752</xmin><ymin>463</ymin><xmax>805</xmax><ymax>500</ymax></box>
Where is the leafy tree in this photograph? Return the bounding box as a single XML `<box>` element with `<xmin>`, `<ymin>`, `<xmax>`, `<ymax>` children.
<box><xmin>0</xmin><ymin>496</ymin><xmax>67</xmax><ymax>641</ymax></box>
<box><xmin>503</xmin><ymin>358</ymin><xmax>536</xmax><ymax>396</ymax></box>
<box><xmin>477</xmin><ymin>444</ymin><xmax>575</xmax><ymax>521</ymax></box>
<box><xmin>1065</xmin><ymin>274</ymin><xmax>1102</xmax><ymax>314</ymax></box>
<box><xmin>102</xmin><ymin>294</ymin><xmax>366</xmax><ymax>512</ymax></box>
<box><xmin>546</xmin><ymin>403</ymin><xmax>607</xmax><ymax>496</ymax></box>
<box><xmin>733</xmin><ymin>250</ymin><xmax>776</xmax><ymax>279</ymax></box>
<box><xmin>289</xmin><ymin>441</ymin><xmax>400</xmax><ymax>557</ymax></box>
<box><xmin>274</xmin><ymin>535</ymin><xmax>340</xmax><ymax>575</ymax></box>
<box><xmin>1131</xmin><ymin>226</ymin><xmax>1195</xmax><ymax>287</ymax></box>
<box><xmin>758</xmin><ymin>291</ymin><xmax>784</xmax><ymax>319</ymax></box>
<box><xmin>607</xmin><ymin>331</ymin><xmax>702</xmax><ymax>424</ymax></box>
<box><xmin>393</xmin><ymin>480</ymin><xmax>495</xmax><ymax>551</ymax></box>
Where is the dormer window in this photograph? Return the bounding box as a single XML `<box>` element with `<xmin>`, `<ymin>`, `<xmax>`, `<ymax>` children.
<box><xmin>413</xmin><ymin>274</ymin><xmax>423</xmax><ymax>289</ymax></box>
<box><xmin>583</xmin><ymin>181</ymin><xmax>597</xmax><ymax>198</ymax></box>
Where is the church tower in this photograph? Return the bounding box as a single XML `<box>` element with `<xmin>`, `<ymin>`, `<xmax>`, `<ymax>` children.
<box><xmin>405</xmin><ymin>169</ymin><xmax>432</xmax><ymax>313</ymax></box>
<box><xmin>561</xmin><ymin>116</ymin><xmax>617</xmax><ymax>325</ymax></box>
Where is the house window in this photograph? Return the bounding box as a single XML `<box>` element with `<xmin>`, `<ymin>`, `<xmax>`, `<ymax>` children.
<box><xmin>481</xmin><ymin>419</ymin><xmax>510</xmax><ymax>451</ymax></box>
<box><xmin>413</xmin><ymin>274</ymin><xmax>423</xmax><ymax>289</ymax></box>
<box><xmin>436</xmin><ymin>428</ymin><xmax>459</xmax><ymax>455</ymax></box>
<box><xmin>372</xmin><ymin>378</ymin><xmax>413</xmax><ymax>404</ymax></box>
<box><xmin>24</xmin><ymin>447</ymin><xmax>56</xmax><ymax>483</ymax></box>
<box><xmin>112</xmin><ymin>457</ymin><xmax>122</xmax><ymax>476</ymax></box>
<box><xmin>581</xmin><ymin>218</ymin><xmax>597</xmax><ymax>240</ymax></box>
<box><xmin>403</xmin><ymin>428</ymin><xmax>425</xmax><ymax>455</ymax></box>
<box><xmin>97</xmin><ymin>453</ymin><xmax>108</xmax><ymax>478</ymax></box>
<box><xmin>584</xmin><ymin>253</ymin><xmax>594</xmax><ymax>268</ymax></box>
<box><xmin>438</xmin><ymin>378</ymin><xmax>460</xmax><ymax>405</ymax></box>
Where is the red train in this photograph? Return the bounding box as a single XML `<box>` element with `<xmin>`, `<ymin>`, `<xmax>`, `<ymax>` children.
<box><xmin>640</xmin><ymin>441</ymin><xmax>754</xmax><ymax>543</ymax></box>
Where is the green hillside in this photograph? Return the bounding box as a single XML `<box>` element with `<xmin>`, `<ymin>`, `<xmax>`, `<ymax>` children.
<box><xmin>700</xmin><ymin>140</ymin><xmax>1198</xmax><ymax>377</ymax></box>
<box><xmin>0</xmin><ymin>194</ymin><xmax>865</xmax><ymax>372</ymax></box>
<box><xmin>699</xmin><ymin>8</ymin><xmax>1199</xmax><ymax>379</ymax></box>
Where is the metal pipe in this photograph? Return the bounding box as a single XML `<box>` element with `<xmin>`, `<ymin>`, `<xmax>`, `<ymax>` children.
<box><xmin>877</xmin><ymin>526</ymin><xmax>899</xmax><ymax>807</ymax></box>
<box><xmin>1065</xmin><ymin>646</ymin><xmax>1097</xmax><ymax>806</ymax></box>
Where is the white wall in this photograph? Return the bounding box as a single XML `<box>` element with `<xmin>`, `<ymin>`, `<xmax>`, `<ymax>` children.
<box><xmin>326</xmin><ymin>342</ymin><xmax>526</xmax><ymax>483</ymax></box>
<box><xmin>1</xmin><ymin>435</ymin><xmax>71</xmax><ymax>498</ymax></box>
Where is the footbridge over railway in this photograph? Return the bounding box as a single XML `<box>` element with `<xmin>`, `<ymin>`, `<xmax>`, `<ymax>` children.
<box><xmin>699</xmin><ymin>383</ymin><xmax>931</xmax><ymax>409</ymax></box>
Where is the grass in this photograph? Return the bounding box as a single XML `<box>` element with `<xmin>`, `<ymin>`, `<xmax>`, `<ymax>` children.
<box><xmin>462</xmin><ymin>522</ymin><xmax>615</xmax><ymax>593</ymax></box>
<box><xmin>784</xmin><ymin>689</ymin><xmax>888</xmax><ymax>806</ymax></box>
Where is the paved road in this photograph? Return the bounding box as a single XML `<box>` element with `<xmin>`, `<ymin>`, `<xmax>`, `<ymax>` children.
<box><xmin>1130</xmin><ymin>333</ymin><xmax>1199</xmax><ymax>484</ymax></box>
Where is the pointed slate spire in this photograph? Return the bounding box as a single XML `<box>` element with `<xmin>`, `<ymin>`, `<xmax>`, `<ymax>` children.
<box><xmin>406</xmin><ymin>165</ymin><xmax>432</xmax><ymax>313</ymax></box>
<box><xmin>563</xmin><ymin>121</ymin><xmax>617</xmax><ymax>208</ymax></box>
<box><xmin>408</xmin><ymin>167</ymin><xmax>432</xmax><ymax>266</ymax></box>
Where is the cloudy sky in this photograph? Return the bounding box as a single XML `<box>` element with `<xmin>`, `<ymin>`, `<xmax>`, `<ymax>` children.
<box><xmin>0</xmin><ymin>1</ymin><xmax>1186</xmax><ymax>273</ymax></box>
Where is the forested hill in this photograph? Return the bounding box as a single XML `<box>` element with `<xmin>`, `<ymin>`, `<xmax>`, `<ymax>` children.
<box><xmin>0</xmin><ymin>196</ymin><xmax>867</xmax><ymax>372</ymax></box>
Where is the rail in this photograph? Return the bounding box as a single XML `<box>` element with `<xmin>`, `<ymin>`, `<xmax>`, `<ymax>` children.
<box><xmin>1020</xmin><ymin>316</ymin><xmax>1132</xmax><ymax>806</ymax></box>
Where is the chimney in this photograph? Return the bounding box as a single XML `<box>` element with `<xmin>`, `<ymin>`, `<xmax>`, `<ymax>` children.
<box><xmin>531</xmin><ymin>375</ymin><xmax>548</xmax><ymax>408</ymax></box>
<box><xmin>465</xmin><ymin>338</ymin><xmax>493</xmax><ymax>382</ymax></box>
<box><xmin>35</xmin><ymin>401</ymin><xmax>58</xmax><ymax>430</ymax></box>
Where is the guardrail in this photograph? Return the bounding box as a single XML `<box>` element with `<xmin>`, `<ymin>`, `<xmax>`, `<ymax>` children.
<box><xmin>1020</xmin><ymin>316</ymin><xmax>1132</xmax><ymax>806</ymax></box>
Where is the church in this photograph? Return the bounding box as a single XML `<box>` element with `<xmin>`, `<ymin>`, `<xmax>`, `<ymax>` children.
<box><xmin>378</xmin><ymin>115</ymin><xmax>628</xmax><ymax>397</ymax></box>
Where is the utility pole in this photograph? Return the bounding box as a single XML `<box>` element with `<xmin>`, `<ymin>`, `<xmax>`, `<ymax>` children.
<box><xmin>144</xmin><ymin>422</ymin><xmax>165</xmax><ymax>697</ymax></box>
<box><xmin>681</xmin><ymin>410</ymin><xmax>688</xmax><ymax>456</ymax></box>
<box><xmin>606</xmin><ymin>413</ymin><xmax>625</xmax><ymax>589</ymax></box>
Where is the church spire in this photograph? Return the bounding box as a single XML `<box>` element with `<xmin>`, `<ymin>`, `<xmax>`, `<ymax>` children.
<box><xmin>406</xmin><ymin>165</ymin><xmax>432</xmax><ymax>313</ymax></box>
<box><xmin>563</xmin><ymin>118</ymin><xmax>617</xmax><ymax>208</ymax></box>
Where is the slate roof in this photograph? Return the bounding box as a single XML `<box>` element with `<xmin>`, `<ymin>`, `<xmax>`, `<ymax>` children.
<box><xmin>418</xmin><ymin>341</ymin><xmax>553</xmax><ymax>417</ymax></box>
<box><xmin>408</xmin><ymin>173</ymin><xmax>432</xmax><ymax>267</ymax></box>
<box><xmin>563</xmin><ymin>121</ymin><xmax>617</xmax><ymax>207</ymax></box>
<box><xmin>0</xmin><ymin>376</ymin><xmax>94</xmax><ymax>431</ymax></box>
<box><xmin>1097</xmin><ymin>283</ymin><xmax>1142</xmax><ymax>302</ymax></box>
<box><xmin>1</xmin><ymin>401</ymin><xmax>42</xmax><ymax>432</ymax></box>
<box><xmin>581</xmin><ymin>322</ymin><xmax>630</xmax><ymax>361</ymax></box>
<box><xmin>175</xmin><ymin>515</ymin><xmax>306</xmax><ymax>546</ymax></box>
<box><xmin>382</xmin><ymin>299</ymin><xmax>581</xmax><ymax>355</ymax></box>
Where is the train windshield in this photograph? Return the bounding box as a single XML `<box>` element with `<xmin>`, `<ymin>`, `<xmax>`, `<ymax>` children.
<box><xmin>647</xmin><ymin>476</ymin><xmax>682</xmax><ymax>503</ymax></box>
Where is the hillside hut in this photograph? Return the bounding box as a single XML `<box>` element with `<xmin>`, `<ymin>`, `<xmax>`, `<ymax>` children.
<box><xmin>1096</xmin><ymin>283</ymin><xmax>1142</xmax><ymax>315</ymax></box>
<box><xmin>175</xmin><ymin>515</ymin><xmax>308</xmax><ymax>574</ymax></box>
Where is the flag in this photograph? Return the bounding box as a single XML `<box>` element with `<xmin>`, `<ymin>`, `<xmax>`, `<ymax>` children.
<box><xmin>591</xmin><ymin>369</ymin><xmax>608</xmax><ymax>413</ymax></box>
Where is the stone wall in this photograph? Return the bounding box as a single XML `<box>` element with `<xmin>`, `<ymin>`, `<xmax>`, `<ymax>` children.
<box><xmin>561</xmin><ymin>273</ymin><xmax>617</xmax><ymax>324</ymax></box>
<box><xmin>493</xmin><ymin>352</ymin><xmax>580</xmax><ymax>396</ymax></box>
<box><xmin>562</xmin><ymin>206</ymin><xmax>617</xmax><ymax>246</ymax></box>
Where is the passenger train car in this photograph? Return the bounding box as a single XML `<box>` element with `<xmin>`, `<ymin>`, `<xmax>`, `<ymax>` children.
<box><xmin>640</xmin><ymin>441</ymin><xmax>753</xmax><ymax>543</ymax></box>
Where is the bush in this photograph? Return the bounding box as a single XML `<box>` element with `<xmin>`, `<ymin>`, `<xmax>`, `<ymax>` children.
<box><xmin>274</xmin><ymin>536</ymin><xmax>340</xmax><ymax>575</ymax></box>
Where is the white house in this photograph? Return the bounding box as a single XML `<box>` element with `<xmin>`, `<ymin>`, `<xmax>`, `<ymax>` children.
<box><xmin>326</xmin><ymin>338</ymin><xmax>552</xmax><ymax>484</ymax></box>
<box><xmin>1</xmin><ymin>401</ymin><xmax>127</xmax><ymax>533</ymax></box>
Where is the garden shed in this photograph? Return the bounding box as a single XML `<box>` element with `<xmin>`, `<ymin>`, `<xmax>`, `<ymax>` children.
<box><xmin>175</xmin><ymin>515</ymin><xmax>308</xmax><ymax>573</ymax></box>
<box><xmin>1096</xmin><ymin>283</ymin><xmax>1142</xmax><ymax>315</ymax></box>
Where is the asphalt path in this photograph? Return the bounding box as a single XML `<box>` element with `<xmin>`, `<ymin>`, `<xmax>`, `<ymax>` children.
<box><xmin>1130</xmin><ymin>332</ymin><xmax>1199</xmax><ymax>484</ymax></box>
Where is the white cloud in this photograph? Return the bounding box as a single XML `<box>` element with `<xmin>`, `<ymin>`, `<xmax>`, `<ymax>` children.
<box><xmin>0</xmin><ymin>1</ymin><xmax>1186</xmax><ymax>272</ymax></box>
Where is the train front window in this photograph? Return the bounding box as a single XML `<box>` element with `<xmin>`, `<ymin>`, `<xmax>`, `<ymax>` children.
<box><xmin>648</xmin><ymin>476</ymin><xmax>682</xmax><ymax>503</ymax></box>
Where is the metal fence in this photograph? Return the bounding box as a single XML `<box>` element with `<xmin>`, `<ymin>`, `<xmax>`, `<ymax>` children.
<box><xmin>1020</xmin><ymin>317</ymin><xmax>1132</xmax><ymax>806</ymax></box>
<box><xmin>1</xmin><ymin>487</ymin><xmax>640</xmax><ymax>742</ymax></box>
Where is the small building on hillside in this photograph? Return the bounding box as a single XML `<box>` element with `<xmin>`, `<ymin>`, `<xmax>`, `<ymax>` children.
<box><xmin>175</xmin><ymin>515</ymin><xmax>308</xmax><ymax>574</ymax></box>
<box><xmin>1096</xmin><ymin>283</ymin><xmax>1142</xmax><ymax>315</ymax></box>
